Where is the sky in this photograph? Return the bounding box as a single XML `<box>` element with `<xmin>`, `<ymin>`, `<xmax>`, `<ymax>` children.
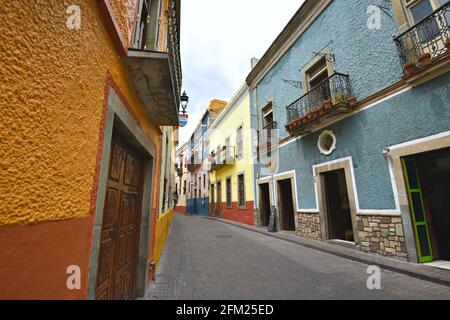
<box><xmin>179</xmin><ymin>0</ymin><xmax>304</xmax><ymax>144</ymax></box>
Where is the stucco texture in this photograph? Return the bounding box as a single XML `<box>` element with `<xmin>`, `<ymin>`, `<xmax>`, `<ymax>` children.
<box><xmin>252</xmin><ymin>0</ymin><xmax>450</xmax><ymax>210</ymax></box>
<box><xmin>0</xmin><ymin>0</ymin><xmax>161</xmax><ymax>226</ymax></box>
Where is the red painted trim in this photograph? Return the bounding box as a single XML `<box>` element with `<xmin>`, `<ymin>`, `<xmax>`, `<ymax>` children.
<box><xmin>175</xmin><ymin>206</ymin><xmax>187</xmax><ymax>214</ymax></box>
<box><xmin>97</xmin><ymin>0</ymin><xmax>128</xmax><ymax>57</ymax></box>
<box><xmin>212</xmin><ymin>201</ymin><xmax>255</xmax><ymax>226</ymax></box>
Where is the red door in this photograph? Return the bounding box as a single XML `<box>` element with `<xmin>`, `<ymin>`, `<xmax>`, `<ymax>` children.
<box><xmin>95</xmin><ymin>135</ymin><xmax>143</xmax><ymax>300</ymax></box>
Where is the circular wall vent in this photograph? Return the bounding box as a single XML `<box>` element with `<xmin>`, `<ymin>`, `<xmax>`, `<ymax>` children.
<box><xmin>318</xmin><ymin>130</ymin><xmax>337</xmax><ymax>155</ymax></box>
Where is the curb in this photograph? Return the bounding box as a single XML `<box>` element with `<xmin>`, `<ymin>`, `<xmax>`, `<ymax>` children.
<box><xmin>205</xmin><ymin>216</ymin><xmax>450</xmax><ymax>288</ymax></box>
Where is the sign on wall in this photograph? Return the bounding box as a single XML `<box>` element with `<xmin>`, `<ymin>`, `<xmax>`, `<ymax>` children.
<box><xmin>179</xmin><ymin>114</ymin><xmax>189</xmax><ymax>127</ymax></box>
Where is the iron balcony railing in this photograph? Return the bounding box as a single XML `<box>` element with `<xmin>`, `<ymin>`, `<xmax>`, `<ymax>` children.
<box><xmin>210</xmin><ymin>146</ymin><xmax>236</xmax><ymax>171</ymax></box>
<box><xmin>131</xmin><ymin>0</ymin><xmax>182</xmax><ymax>113</ymax></box>
<box><xmin>286</xmin><ymin>73</ymin><xmax>352</xmax><ymax>123</ymax></box>
<box><xmin>394</xmin><ymin>2</ymin><xmax>450</xmax><ymax>69</ymax></box>
<box><xmin>257</xmin><ymin>122</ymin><xmax>278</xmax><ymax>157</ymax></box>
<box><xmin>168</xmin><ymin>0</ymin><xmax>182</xmax><ymax>110</ymax></box>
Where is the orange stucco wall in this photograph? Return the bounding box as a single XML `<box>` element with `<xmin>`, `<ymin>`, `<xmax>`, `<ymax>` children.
<box><xmin>0</xmin><ymin>0</ymin><xmax>162</xmax><ymax>298</ymax></box>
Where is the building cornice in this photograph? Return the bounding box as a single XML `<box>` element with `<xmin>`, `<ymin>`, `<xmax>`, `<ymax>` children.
<box><xmin>246</xmin><ymin>0</ymin><xmax>332</xmax><ymax>89</ymax></box>
<box><xmin>210</xmin><ymin>83</ymin><xmax>249</xmax><ymax>130</ymax></box>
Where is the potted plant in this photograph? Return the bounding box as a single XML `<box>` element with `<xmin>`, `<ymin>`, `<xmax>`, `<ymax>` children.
<box><xmin>418</xmin><ymin>52</ymin><xmax>432</xmax><ymax>66</ymax></box>
<box><xmin>332</xmin><ymin>93</ymin><xmax>346</xmax><ymax>105</ymax></box>
<box><xmin>324</xmin><ymin>99</ymin><xmax>333</xmax><ymax>110</ymax></box>
<box><xmin>318</xmin><ymin>106</ymin><xmax>326</xmax><ymax>116</ymax></box>
<box><xmin>347</xmin><ymin>96</ymin><xmax>357</xmax><ymax>108</ymax></box>
<box><xmin>301</xmin><ymin>115</ymin><xmax>309</xmax><ymax>124</ymax></box>
<box><xmin>403</xmin><ymin>61</ymin><xmax>416</xmax><ymax>76</ymax></box>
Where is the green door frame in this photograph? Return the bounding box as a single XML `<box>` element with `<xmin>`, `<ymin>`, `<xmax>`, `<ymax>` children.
<box><xmin>401</xmin><ymin>157</ymin><xmax>433</xmax><ymax>263</ymax></box>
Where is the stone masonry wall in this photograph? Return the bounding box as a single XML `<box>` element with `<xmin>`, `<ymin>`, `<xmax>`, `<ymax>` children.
<box><xmin>296</xmin><ymin>213</ymin><xmax>322</xmax><ymax>240</ymax></box>
<box><xmin>356</xmin><ymin>216</ymin><xmax>408</xmax><ymax>259</ymax></box>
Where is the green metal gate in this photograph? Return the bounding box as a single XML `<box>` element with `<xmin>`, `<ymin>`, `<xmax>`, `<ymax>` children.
<box><xmin>402</xmin><ymin>157</ymin><xmax>433</xmax><ymax>263</ymax></box>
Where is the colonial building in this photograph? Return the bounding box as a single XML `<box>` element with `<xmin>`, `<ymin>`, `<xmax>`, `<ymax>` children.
<box><xmin>248</xmin><ymin>0</ymin><xmax>450</xmax><ymax>265</ymax></box>
<box><xmin>208</xmin><ymin>85</ymin><xmax>256</xmax><ymax>225</ymax></box>
<box><xmin>175</xmin><ymin>142</ymin><xmax>189</xmax><ymax>213</ymax></box>
<box><xmin>0</xmin><ymin>0</ymin><xmax>183</xmax><ymax>299</ymax></box>
<box><xmin>186</xmin><ymin>100</ymin><xmax>227</xmax><ymax>216</ymax></box>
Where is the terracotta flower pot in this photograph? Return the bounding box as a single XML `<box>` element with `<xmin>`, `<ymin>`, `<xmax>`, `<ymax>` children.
<box><xmin>324</xmin><ymin>99</ymin><xmax>333</xmax><ymax>110</ymax></box>
<box><xmin>307</xmin><ymin>112</ymin><xmax>314</xmax><ymax>120</ymax></box>
<box><xmin>403</xmin><ymin>61</ymin><xmax>416</xmax><ymax>76</ymax></box>
<box><xmin>318</xmin><ymin>107</ymin><xmax>326</xmax><ymax>116</ymax></box>
<box><xmin>301</xmin><ymin>116</ymin><xmax>308</xmax><ymax>124</ymax></box>
<box><xmin>418</xmin><ymin>53</ymin><xmax>432</xmax><ymax>66</ymax></box>
<box><xmin>347</xmin><ymin>96</ymin><xmax>357</xmax><ymax>108</ymax></box>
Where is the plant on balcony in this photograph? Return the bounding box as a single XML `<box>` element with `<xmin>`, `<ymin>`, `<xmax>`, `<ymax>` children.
<box><xmin>418</xmin><ymin>53</ymin><xmax>432</xmax><ymax>66</ymax></box>
<box><xmin>347</xmin><ymin>96</ymin><xmax>357</xmax><ymax>108</ymax></box>
<box><xmin>301</xmin><ymin>115</ymin><xmax>309</xmax><ymax>125</ymax></box>
<box><xmin>332</xmin><ymin>93</ymin><xmax>347</xmax><ymax>105</ymax></box>
<box><xmin>317</xmin><ymin>106</ymin><xmax>326</xmax><ymax>116</ymax></box>
<box><xmin>403</xmin><ymin>61</ymin><xmax>416</xmax><ymax>76</ymax></box>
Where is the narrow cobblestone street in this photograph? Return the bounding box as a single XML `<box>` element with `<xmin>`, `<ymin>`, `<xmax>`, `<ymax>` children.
<box><xmin>145</xmin><ymin>214</ymin><xmax>450</xmax><ymax>300</ymax></box>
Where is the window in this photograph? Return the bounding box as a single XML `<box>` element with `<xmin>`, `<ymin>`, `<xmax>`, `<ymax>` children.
<box><xmin>238</xmin><ymin>174</ymin><xmax>245</xmax><ymax>208</ymax></box>
<box><xmin>306</xmin><ymin>57</ymin><xmax>330</xmax><ymax>91</ymax></box>
<box><xmin>263</xmin><ymin>103</ymin><xmax>274</xmax><ymax>128</ymax></box>
<box><xmin>203</xmin><ymin>174</ymin><xmax>206</xmax><ymax>189</ymax></box>
<box><xmin>404</xmin><ymin>0</ymin><xmax>447</xmax><ymax>41</ymax></box>
<box><xmin>183</xmin><ymin>180</ymin><xmax>186</xmax><ymax>195</ymax></box>
<box><xmin>226</xmin><ymin>178</ymin><xmax>232</xmax><ymax>209</ymax></box>
<box><xmin>237</xmin><ymin>126</ymin><xmax>244</xmax><ymax>159</ymax></box>
<box><xmin>225</xmin><ymin>137</ymin><xmax>231</xmax><ymax>161</ymax></box>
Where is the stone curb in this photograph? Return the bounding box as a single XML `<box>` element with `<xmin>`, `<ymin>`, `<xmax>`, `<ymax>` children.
<box><xmin>205</xmin><ymin>216</ymin><xmax>450</xmax><ymax>288</ymax></box>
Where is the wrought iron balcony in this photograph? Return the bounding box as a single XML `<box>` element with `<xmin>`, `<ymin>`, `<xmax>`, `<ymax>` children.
<box><xmin>209</xmin><ymin>146</ymin><xmax>236</xmax><ymax>172</ymax></box>
<box><xmin>285</xmin><ymin>73</ymin><xmax>354</xmax><ymax>136</ymax></box>
<box><xmin>187</xmin><ymin>152</ymin><xmax>202</xmax><ymax>173</ymax></box>
<box><xmin>124</xmin><ymin>0</ymin><xmax>182</xmax><ymax>126</ymax></box>
<box><xmin>394</xmin><ymin>2</ymin><xmax>450</xmax><ymax>73</ymax></box>
<box><xmin>257</xmin><ymin>122</ymin><xmax>278</xmax><ymax>158</ymax></box>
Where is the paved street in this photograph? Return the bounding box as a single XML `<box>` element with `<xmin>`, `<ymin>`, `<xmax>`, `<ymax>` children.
<box><xmin>145</xmin><ymin>214</ymin><xmax>450</xmax><ymax>300</ymax></box>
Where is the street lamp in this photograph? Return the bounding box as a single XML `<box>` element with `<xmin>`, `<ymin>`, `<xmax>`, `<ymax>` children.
<box><xmin>180</xmin><ymin>91</ymin><xmax>189</xmax><ymax>115</ymax></box>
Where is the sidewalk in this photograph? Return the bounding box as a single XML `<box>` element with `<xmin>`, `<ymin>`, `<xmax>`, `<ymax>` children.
<box><xmin>206</xmin><ymin>216</ymin><xmax>450</xmax><ymax>287</ymax></box>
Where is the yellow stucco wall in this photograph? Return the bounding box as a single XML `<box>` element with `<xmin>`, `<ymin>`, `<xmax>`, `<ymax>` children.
<box><xmin>209</xmin><ymin>92</ymin><xmax>255</xmax><ymax>202</ymax></box>
<box><xmin>153</xmin><ymin>209</ymin><xmax>174</xmax><ymax>269</ymax></box>
<box><xmin>0</xmin><ymin>0</ymin><xmax>161</xmax><ymax>226</ymax></box>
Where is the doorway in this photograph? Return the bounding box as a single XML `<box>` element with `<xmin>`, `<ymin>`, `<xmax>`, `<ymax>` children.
<box><xmin>210</xmin><ymin>184</ymin><xmax>215</xmax><ymax>217</ymax></box>
<box><xmin>259</xmin><ymin>183</ymin><xmax>271</xmax><ymax>227</ymax></box>
<box><xmin>402</xmin><ymin>148</ymin><xmax>450</xmax><ymax>263</ymax></box>
<box><xmin>95</xmin><ymin>134</ymin><xmax>144</xmax><ymax>300</ymax></box>
<box><xmin>216</xmin><ymin>181</ymin><xmax>222</xmax><ymax>218</ymax></box>
<box><xmin>323</xmin><ymin>169</ymin><xmax>354</xmax><ymax>242</ymax></box>
<box><xmin>277</xmin><ymin>179</ymin><xmax>296</xmax><ymax>231</ymax></box>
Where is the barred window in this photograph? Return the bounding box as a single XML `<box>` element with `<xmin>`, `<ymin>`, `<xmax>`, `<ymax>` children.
<box><xmin>238</xmin><ymin>174</ymin><xmax>245</xmax><ymax>208</ymax></box>
<box><xmin>226</xmin><ymin>178</ymin><xmax>232</xmax><ymax>209</ymax></box>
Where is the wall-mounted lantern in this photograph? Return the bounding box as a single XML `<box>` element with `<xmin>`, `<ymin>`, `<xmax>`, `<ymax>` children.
<box><xmin>179</xmin><ymin>91</ymin><xmax>189</xmax><ymax>127</ymax></box>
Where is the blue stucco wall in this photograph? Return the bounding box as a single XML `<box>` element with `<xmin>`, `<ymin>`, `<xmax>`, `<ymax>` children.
<box><xmin>251</xmin><ymin>0</ymin><xmax>450</xmax><ymax>211</ymax></box>
<box><xmin>187</xmin><ymin>197</ymin><xmax>210</xmax><ymax>216</ymax></box>
<box><xmin>251</xmin><ymin>0</ymin><xmax>402</xmax><ymax>139</ymax></box>
<box><xmin>278</xmin><ymin>72</ymin><xmax>450</xmax><ymax>210</ymax></box>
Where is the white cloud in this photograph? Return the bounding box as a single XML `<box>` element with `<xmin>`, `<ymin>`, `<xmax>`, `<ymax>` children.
<box><xmin>179</xmin><ymin>0</ymin><xmax>304</xmax><ymax>143</ymax></box>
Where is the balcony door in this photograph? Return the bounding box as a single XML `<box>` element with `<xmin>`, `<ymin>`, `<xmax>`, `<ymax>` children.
<box><xmin>305</xmin><ymin>58</ymin><xmax>331</xmax><ymax>111</ymax></box>
<box><xmin>404</xmin><ymin>0</ymin><xmax>449</xmax><ymax>59</ymax></box>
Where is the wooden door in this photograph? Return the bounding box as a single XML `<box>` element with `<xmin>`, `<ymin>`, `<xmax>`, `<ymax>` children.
<box><xmin>96</xmin><ymin>135</ymin><xmax>143</xmax><ymax>300</ymax></box>
<box><xmin>217</xmin><ymin>182</ymin><xmax>222</xmax><ymax>218</ymax></box>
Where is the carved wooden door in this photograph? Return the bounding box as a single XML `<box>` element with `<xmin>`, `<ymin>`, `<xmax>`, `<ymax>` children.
<box><xmin>95</xmin><ymin>135</ymin><xmax>143</xmax><ymax>300</ymax></box>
